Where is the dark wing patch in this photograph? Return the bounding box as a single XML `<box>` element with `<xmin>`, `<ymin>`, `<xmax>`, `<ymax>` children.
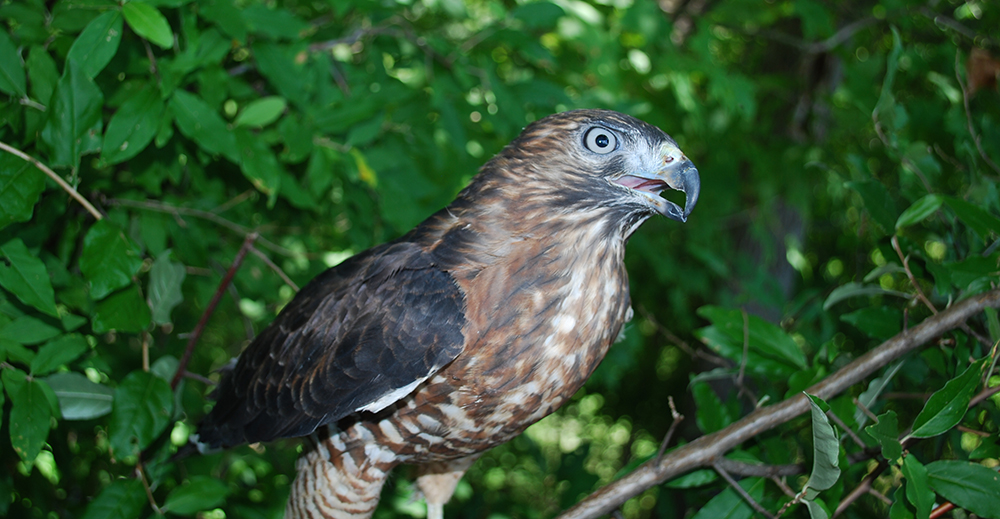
<box><xmin>196</xmin><ymin>241</ymin><xmax>466</xmax><ymax>448</ymax></box>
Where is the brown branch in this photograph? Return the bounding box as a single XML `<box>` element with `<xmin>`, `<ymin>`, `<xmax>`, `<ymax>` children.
<box><xmin>171</xmin><ymin>233</ymin><xmax>258</xmax><ymax>390</ymax></box>
<box><xmin>557</xmin><ymin>288</ymin><xmax>1000</xmax><ymax>519</ymax></box>
<box><xmin>0</xmin><ymin>140</ymin><xmax>104</xmax><ymax>220</ymax></box>
<box><xmin>655</xmin><ymin>397</ymin><xmax>684</xmax><ymax>460</ymax></box>
<box><xmin>892</xmin><ymin>235</ymin><xmax>937</xmax><ymax>315</ymax></box>
<box><xmin>250</xmin><ymin>246</ymin><xmax>300</xmax><ymax>292</ymax></box>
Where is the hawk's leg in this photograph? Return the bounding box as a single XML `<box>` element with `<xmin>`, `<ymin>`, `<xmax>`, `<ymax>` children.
<box><xmin>286</xmin><ymin>432</ymin><xmax>397</xmax><ymax>519</ymax></box>
<box><xmin>416</xmin><ymin>454</ymin><xmax>481</xmax><ymax>519</ymax></box>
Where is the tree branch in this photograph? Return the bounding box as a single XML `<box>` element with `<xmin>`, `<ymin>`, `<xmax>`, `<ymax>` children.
<box><xmin>557</xmin><ymin>288</ymin><xmax>1000</xmax><ymax>519</ymax></box>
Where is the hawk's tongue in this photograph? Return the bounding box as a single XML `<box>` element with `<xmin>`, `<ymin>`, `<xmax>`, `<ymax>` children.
<box><xmin>615</xmin><ymin>175</ymin><xmax>668</xmax><ymax>194</ymax></box>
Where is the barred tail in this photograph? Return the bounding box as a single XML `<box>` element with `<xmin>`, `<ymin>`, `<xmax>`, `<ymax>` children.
<box><xmin>285</xmin><ymin>432</ymin><xmax>397</xmax><ymax>519</ymax></box>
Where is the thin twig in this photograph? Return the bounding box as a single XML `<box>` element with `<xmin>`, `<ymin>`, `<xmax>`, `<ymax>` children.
<box><xmin>955</xmin><ymin>51</ymin><xmax>1000</xmax><ymax>176</ymax></box>
<box><xmin>171</xmin><ymin>233</ymin><xmax>258</xmax><ymax>390</ymax></box>
<box><xmin>714</xmin><ymin>461</ymin><xmax>776</xmax><ymax>519</ymax></box>
<box><xmin>892</xmin><ymin>235</ymin><xmax>937</xmax><ymax>315</ymax></box>
<box><xmin>141</xmin><ymin>331</ymin><xmax>150</xmax><ymax>372</ymax></box>
<box><xmin>639</xmin><ymin>306</ymin><xmax>729</xmax><ymax>368</ymax></box>
<box><xmin>108</xmin><ymin>198</ymin><xmax>296</xmax><ymax>257</ymax></box>
<box><xmin>136</xmin><ymin>462</ymin><xmax>163</xmax><ymax>515</ymax></box>
<box><xmin>655</xmin><ymin>397</ymin><xmax>684</xmax><ymax>460</ymax></box>
<box><xmin>826</xmin><ymin>410</ymin><xmax>866</xmax><ymax>449</ymax></box>
<box><xmin>0</xmin><ymin>140</ymin><xmax>103</xmax><ymax>220</ymax></box>
<box><xmin>737</xmin><ymin>308</ymin><xmax>751</xmax><ymax>402</ymax></box>
<box><xmin>250</xmin><ymin>246</ymin><xmax>300</xmax><ymax>292</ymax></box>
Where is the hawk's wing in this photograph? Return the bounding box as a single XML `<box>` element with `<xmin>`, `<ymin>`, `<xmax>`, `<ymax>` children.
<box><xmin>196</xmin><ymin>241</ymin><xmax>466</xmax><ymax>448</ymax></box>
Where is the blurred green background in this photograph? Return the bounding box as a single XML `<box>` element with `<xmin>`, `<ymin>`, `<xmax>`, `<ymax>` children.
<box><xmin>1</xmin><ymin>0</ymin><xmax>999</xmax><ymax>518</ymax></box>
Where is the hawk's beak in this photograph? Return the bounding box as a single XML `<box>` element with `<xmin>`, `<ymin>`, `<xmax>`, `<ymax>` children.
<box><xmin>614</xmin><ymin>156</ymin><xmax>700</xmax><ymax>223</ymax></box>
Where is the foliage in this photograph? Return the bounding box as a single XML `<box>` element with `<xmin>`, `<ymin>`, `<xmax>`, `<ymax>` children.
<box><xmin>1</xmin><ymin>0</ymin><xmax>999</xmax><ymax>518</ymax></box>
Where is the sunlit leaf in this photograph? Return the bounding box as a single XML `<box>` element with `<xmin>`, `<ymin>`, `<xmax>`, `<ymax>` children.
<box><xmin>122</xmin><ymin>1</ymin><xmax>174</xmax><ymax>49</ymax></box>
<box><xmin>927</xmin><ymin>460</ymin><xmax>1000</xmax><ymax>518</ymax></box>
<box><xmin>896</xmin><ymin>194</ymin><xmax>944</xmax><ymax>230</ymax></box>
<box><xmin>43</xmin><ymin>371</ymin><xmax>114</xmax><ymax>420</ymax></box>
<box><xmin>909</xmin><ymin>358</ymin><xmax>986</xmax><ymax>439</ymax></box>
<box><xmin>0</xmin><ymin>237</ymin><xmax>58</xmax><ymax>317</ymax></box>
<box><xmin>109</xmin><ymin>370</ymin><xmax>173</xmax><ymax>457</ymax></box>
<box><xmin>234</xmin><ymin>96</ymin><xmax>287</xmax><ymax>128</ymax></box>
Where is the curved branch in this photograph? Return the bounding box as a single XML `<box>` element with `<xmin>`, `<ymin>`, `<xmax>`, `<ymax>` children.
<box><xmin>0</xmin><ymin>140</ymin><xmax>104</xmax><ymax>220</ymax></box>
<box><xmin>557</xmin><ymin>288</ymin><xmax>1000</xmax><ymax>519</ymax></box>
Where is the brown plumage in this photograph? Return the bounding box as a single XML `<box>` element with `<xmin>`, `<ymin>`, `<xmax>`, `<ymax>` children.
<box><xmin>195</xmin><ymin>109</ymin><xmax>700</xmax><ymax>518</ymax></box>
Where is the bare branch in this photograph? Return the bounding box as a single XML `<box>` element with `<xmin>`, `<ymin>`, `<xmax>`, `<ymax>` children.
<box><xmin>655</xmin><ymin>397</ymin><xmax>685</xmax><ymax>460</ymax></box>
<box><xmin>557</xmin><ymin>288</ymin><xmax>1000</xmax><ymax>519</ymax></box>
<box><xmin>714</xmin><ymin>461</ymin><xmax>776</xmax><ymax>519</ymax></box>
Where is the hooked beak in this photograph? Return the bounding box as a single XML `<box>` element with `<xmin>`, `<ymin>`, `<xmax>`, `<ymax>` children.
<box><xmin>613</xmin><ymin>155</ymin><xmax>700</xmax><ymax>223</ymax></box>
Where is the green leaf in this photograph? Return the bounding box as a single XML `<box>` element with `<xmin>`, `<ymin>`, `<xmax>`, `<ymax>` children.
<box><xmin>902</xmin><ymin>456</ymin><xmax>934</xmax><ymax>519</ymax></box>
<box><xmin>689</xmin><ymin>477</ymin><xmax>764</xmax><ymax>519</ymax></box>
<box><xmin>147</xmin><ymin>250</ymin><xmax>185</xmax><ymax>325</ymax></box>
<box><xmin>864</xmin><ymin>410</ymin><xmax>902</xmax><ymax>461</ymax></box>
<box><xmin>0</xmin><ymin>29</ymin><xmax>27</xmax><ymax>97</ymax></box>
<box><xmin>0</xmin><ymin>238</ymin><xmax>58</xmax><ymax>317</ymax></box>
<box><xmin>926</xmin><ymin>460</ymin><xmax>1000</xmax><ymax>518</ymax></box>
<box><xmin>108</xmin><ymin>370</ymin><xmax>173</xmax><ymax>457</ymax></box>
<box><xmin>26</xmin><ymin>45</ymin><xmax>58</xmax><ymax>106</ymax></box>
<box><xmin>65</xmin><ymin>10</ymin><xmax>124</xmax><ymax>80</ymax></box>
<box><xmin>4</xmin><ymin>369</ymin><xmax>52</xmax><ymax>461</ymax></box>
<box><xmin>854</xmin><ymin>361</ymin><xmax>904</xmax><ymax>428</ymax></box>
<box><xmin>42</xmin><ymin>371</ymin><xmax>114</xmax><ymax>420</ymax></box>
<box><xmin>840</xmin><ymin>306</ymin><xmax>902</xmax><ymax>340</ymax></box>
<box><xmin>909</xmin><ymin>358</ymin><xmax>986</xmax><ymax>439</ymax></box>
<box><xmin>0</xmin><ymin>151</ymin><xmax>45</xmax><ymax>231</ymax></box>
<box><xmin>235</xmin><ymin>127</ymin><xmax>282</xmax><ymax>203</ymax></box>
<box><xmin>0</xmin><ymin>315</ymin><xmax>62</xmax><ymax>344</ymax></box>
<box><xmin>92</xmin><ymin>287</ymin><xmax>151</xmax><ymax>333</ymax></box>
<box><xmin>944</xmin><ymin>197</ymin><xmax>1000</xmax><ymax>241</ymax></box>
<box><xmin>697</xmin><ymin>306</ymin><xmax>807</xmax><ymax>369</ymax></box>
<box><xmin>101</xmin><ymin>85</ymin><xmax>164</xmax><ymax>165</ymax></box>
<box><xmin>234</xmin><ymin>96</ymin><xmax>287</xmax><ymax>128</ymax></box>
<box><xmin>123</xmin><ymin>2</ymin><xmax>173</xmax><ymax>49</ymax></box>
<box><xmin>39</xmin><ymin>60</ymin><xmax>104</xmax><ymax>170</ymax></box>
<box><xmin>692</xmin><ymin>381</ymin><xmax>729</xmax><ymax>434</ymax></box>
<box><xmin>80</xmin><ymin>479</ymin><xmax>146</xmax><ymax>519</ymax></box>
<box><xmin>804</xmin><ymin>394</ymin><xmax>841</xmax><ymax>493</ymax></box>
<box><xmin>162</xmin><ymin>476</ymin><xmax>231</xmax><ymax>514</ymax></box>
<box><xmin>896</xmin><ymin>194</ymin><xmax>944</xmax><ymax>230</ymax></box>
<box><xmin>802</xmin><ymin>498</ymin><xmax>830</xmax><ymax>519</ymax></box>
<box><xmin>79</xmin><ymin>219</ymin><xmax>143</xmax><ymax>300</ymax></box>
<box><xmin>823</xmin><ymin>282</ymin><xmax>909</xmax><ymax>310</ymax></box>
<box><xmin>30</xmin><ymin>334</ymin><xmax>88</xmax><ymax>375</ymax></box>
<box><xmin>846</xmin><ymin>180</ymin><xmax>898</xmax><ymax>232</ymax></box>
<box><xmin>890</xmin><ymin>486</ymin><xmax>914</xmax><ymax>519</ymax></box>
<box><xmin>170</xmin><ymin>89</ymin><xmax>239</xmax><ymax>162</ymax></box>
<box><xmin>511</xmin><ymin>1</ymin><xmax>565</xmax><ymax>29</ymax></box>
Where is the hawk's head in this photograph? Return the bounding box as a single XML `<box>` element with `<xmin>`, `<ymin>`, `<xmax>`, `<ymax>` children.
<box><xmin>480</xmin><ymin>110</ymin><xmax>700</xmax><ymax>233</ymax></box>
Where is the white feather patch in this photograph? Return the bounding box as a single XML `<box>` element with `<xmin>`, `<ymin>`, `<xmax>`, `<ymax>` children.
<box><xmin>357</xmin><ymin>376</ymin><xmax>428</xmax><ymax>413</ymax></box>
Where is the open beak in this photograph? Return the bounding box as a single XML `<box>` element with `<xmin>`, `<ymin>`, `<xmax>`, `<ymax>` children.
<box><xmin>614</xmin><ymin>156</ymin><xmax>700</xmax><ymax>223</ymax></box>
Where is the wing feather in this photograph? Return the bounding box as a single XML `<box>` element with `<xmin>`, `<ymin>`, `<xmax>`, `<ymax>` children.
<box><xmin>196</xmin><ymin>241</ymin><xmax>466</xmax><ymax>448</ymax></box>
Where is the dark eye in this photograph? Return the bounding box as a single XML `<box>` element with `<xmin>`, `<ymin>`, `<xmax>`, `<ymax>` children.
<box><xmin>583</xmin><ymin>127</ymin><xmax>617</xmax><ymax>154</ymax></box>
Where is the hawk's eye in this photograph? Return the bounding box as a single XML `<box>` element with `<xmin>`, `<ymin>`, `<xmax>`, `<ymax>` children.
<box><xmin>583</xmin><ymin>127</ymin><xmax>617</xmax><ymax>154</ymax></box>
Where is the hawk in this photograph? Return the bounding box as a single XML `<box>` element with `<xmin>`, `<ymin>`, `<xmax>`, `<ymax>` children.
<box><xmin>195</xmin><ymin>109</ymin><xmax>700</xmax><ymax>518</ymax></box>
